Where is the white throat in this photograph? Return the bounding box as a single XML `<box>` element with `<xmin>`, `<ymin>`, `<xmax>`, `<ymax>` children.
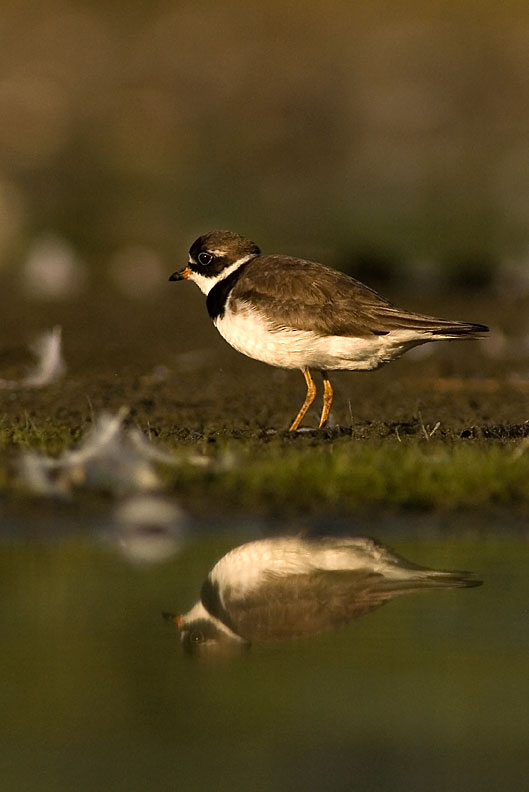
<box><xmin>181</xmin><ymin>600</ymin><xmax>245</xmax><ymax>641</ymax></box>
<box><xmin>187</xmin><ymin>254</ymin><xmax>255</xmax><ymax>295</ymax></box>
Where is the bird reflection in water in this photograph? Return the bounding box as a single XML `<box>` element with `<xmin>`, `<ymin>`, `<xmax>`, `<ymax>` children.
<box><xmin>165</xmin><ymin>536</ymin><xmax>482</xmax><ymax>658</ymax></box>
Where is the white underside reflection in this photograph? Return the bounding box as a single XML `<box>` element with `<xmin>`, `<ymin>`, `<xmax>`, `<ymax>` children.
<box><xmin>167</xmin><ymin>535</ymin><xmax>482</xmax><ymax>658</ymax></box>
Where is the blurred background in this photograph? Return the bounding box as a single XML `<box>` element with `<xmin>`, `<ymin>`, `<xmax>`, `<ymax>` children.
<box><xmin>2</xmin><ymin>7</ymin><xmax>529</xmax><ymax>790</ymax></box>
<box><xmin>1</xmin><ymin>0</ymin><xmax>529</xmax><ymax>300</ymax></box>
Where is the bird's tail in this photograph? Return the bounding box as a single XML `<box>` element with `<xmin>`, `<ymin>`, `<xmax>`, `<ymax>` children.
<box><xmin>377</xmin><ymin>306</ymin><xmax>489</xmax><ymax>337</ymax></box>
<box><xmin>382</xmin><ymin>568</ymin><xmax>482</xmax><ymax>596</ymax></box>
<box><xmin>430</xmin><ymin>320</ymin><xmax>489</xmax><ymax>339</ymax></box>
<box><xmin>414</xmin><ymin>568</ymin><xmax>481</xmax><ymax>587</ymax></box>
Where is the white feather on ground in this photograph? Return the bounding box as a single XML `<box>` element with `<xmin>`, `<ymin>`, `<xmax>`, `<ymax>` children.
<box><xmin>17</xmin><ymin>409</ymin><xmax>168</xmax><ymax>497</ymax></box>
<box><xmin>0</xmin><ymin>326</ymin><xmax>65</xmax><ymax>389</ymax></box>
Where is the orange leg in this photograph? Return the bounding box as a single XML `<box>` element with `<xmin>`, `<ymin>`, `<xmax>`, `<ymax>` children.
<box><xmin>289</xmin><ymin>368</ymin><xmax>317</xmax><ymax>431</ymax></box>
<box><xmin>319</xmin><ymin>371</ymin><xmax>333</xmax><ymax>428</ymax></box>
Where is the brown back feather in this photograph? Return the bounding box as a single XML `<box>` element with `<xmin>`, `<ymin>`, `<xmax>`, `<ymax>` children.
<box><xmin>230</xmin><ymin>256</ymin><xmax>488</xmax><ymax>337</ymax></box>
<box><xmin>222</xmin><ymin>570</ymin><xmax>398</xmax><ymax>642</ymax></box>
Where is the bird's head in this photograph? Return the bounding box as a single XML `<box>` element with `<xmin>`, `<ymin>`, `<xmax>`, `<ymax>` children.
<box><xmin>169</xmin><ymin>231</ymin><xmax>260</xmax><ymax>295</ymax></box>
<box><xmin>164</xmin><ymin>610</ymin><xmax>249</xmax><ymax>659</ymax></box>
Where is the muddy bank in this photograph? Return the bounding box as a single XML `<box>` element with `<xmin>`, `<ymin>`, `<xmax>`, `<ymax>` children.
<box><xmin>1</xmin><ymin>285</ymin><xmax>528</xmax><ymax>443</ymax></box>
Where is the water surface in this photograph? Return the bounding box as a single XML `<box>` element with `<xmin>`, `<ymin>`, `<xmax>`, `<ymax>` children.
<box><xmin>1</xmin><ymin>505</ymin><xmax>527</xmax><ymax>792</ymax></box>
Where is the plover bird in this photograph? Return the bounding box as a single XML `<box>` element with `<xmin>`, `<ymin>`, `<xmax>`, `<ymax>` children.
<box><xmin>170</xmin><ymin>231</ymin><xmax>488</xmax><ymax>431</ymax></box>
<box><xmin>166</xmin><ymin>536</ymin><xmax>481</xmax><ymax>656</ymax></box>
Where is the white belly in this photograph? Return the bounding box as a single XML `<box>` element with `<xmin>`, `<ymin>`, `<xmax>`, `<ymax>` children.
<box><xmin>210</xmin><ymin>536</ymin><xmax>406</xmax><ymax>599</ymax></box>
<box><xmin>214</xmin><ymin>304</ymin><xmax>424</xmax><ymax>371</ymax></box>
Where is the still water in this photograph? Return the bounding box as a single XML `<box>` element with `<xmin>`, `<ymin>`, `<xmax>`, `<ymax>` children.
<box><xmin>1</xmin><ymin>502</ymin><xmax>527</xmax><ymax>792</ymax></box>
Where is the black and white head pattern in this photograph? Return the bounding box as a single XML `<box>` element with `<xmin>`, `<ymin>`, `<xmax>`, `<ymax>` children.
<box><xmin>186</xmin><ymin>231</ymin><xmax>261</xmax><ymax>293</ymax></box>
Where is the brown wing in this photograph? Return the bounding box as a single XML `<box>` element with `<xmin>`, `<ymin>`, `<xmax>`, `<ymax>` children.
<box><xmin>231</xmin><ymin>256</ymin><xmax>488</xmax><ymax>338</ymax></box>
<box><xmin>218</xmin><ymin>569</ymin><xmax>401</xmax><ymax>642</ymax></box>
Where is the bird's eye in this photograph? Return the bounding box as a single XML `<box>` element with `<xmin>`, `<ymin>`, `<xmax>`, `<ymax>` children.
<box><xmin>189</xmin><ymin>630</ymin><xmax>205</xmax><ymax>643</ymax></box>
<box><xmin>197</xmin><ymin>252</ymin><xmax>212</xmax><ymax>266</ymax></box>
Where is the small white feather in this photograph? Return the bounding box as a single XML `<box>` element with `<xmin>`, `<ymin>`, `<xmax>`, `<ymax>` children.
<box><xmin>0</xmin><ymin>326</ymin><xmax>66</xmax><ymax>389</ymax></box>
<box><xmin>18</xmin><ymin>409</ymin><xmax>164</xmax><ymax>497</ymax></box>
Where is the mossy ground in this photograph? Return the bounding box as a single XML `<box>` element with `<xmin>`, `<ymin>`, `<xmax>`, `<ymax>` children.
<box><xmin>3</xmin><ymin>417</ymin><xmax>529</xmax><ymax>515</ymax></box>
<box><xmin>159</xmin><ymin>434</ymin><xmax>529</xmax><ymax>514</ymax></box>
<box><xmin>1</xmin><ymin>288</ymin><xmax>528</xmax><ymax>515</ymax></box>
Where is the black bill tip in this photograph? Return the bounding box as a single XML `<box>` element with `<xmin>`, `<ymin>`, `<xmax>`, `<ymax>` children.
<box><xmin>169</xmin><ymin>271</ymin><xmax>183</xmax><ymax>282</ymax></box>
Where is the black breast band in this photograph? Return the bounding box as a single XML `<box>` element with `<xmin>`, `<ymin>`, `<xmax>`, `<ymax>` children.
<box><xmin>206</xmin><ymin>263</ymin><xmax>250</xmax><ymax>320</ymax></box>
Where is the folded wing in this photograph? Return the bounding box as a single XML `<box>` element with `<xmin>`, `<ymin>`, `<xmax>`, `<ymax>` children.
<box><xmin>232</xmin><ymin>257</ymin><xmax>488</xmax><ymax>338</ymax></box>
